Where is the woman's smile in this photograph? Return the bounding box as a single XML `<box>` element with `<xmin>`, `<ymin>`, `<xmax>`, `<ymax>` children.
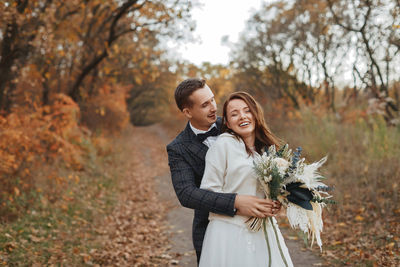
<box><xmin>226</xmin><ymin>99</ymin><xmax>255</xmax><ymax>147</ymax></box>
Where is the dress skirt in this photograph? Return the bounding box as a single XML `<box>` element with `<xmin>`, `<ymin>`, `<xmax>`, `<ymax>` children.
<box><xmin>199</xmin><ymin>218</ymin><xmax>293</xmax><ymax>267</ymax></box>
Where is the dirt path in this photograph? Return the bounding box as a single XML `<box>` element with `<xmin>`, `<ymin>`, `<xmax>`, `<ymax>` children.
<box><xmin>145</xmin><ymin>124</ymin><xmax>198</xmax><ymax>266</ymax></box>
<box><xmin>144</xmin><ymin>124</ymin><xmax>326</xmax><ymax>267</ymax></box>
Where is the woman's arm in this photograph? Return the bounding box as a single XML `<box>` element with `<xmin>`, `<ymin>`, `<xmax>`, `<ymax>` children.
<box><xmin>200</xmin><ymin>138</ymin><xmax>227</xmax><ymax>192</ymax></box>
<box><xmin>200</xmin><ymin>137</ymin><xmax>280</xmax><ymax>217</ymax></box>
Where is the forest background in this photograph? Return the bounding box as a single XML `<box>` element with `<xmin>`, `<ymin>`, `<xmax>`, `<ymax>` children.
<box><xmin>0</xmin><ymin>0</ymin><xmax>399</xmax><ymax>266</ymax></box>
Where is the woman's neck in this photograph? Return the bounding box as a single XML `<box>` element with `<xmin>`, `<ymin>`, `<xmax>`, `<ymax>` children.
<box><xmin>241</xmin><ymin>133</ymin><xmax>255</xmax><ymax>149</ymax></box>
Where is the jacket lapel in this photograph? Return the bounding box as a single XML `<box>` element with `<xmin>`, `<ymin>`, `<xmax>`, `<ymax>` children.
<box><xmin>183</xmin><ymin>122</ymin><xmax>209</xmax><ymax>160</ymax></box>
<box><xmin>183</xmin><ymin>117</ymin><xmax>223</xmax><ymax>161</ymax></box>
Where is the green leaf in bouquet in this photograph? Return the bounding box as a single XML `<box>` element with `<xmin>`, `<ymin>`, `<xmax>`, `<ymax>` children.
<box><xmin>269</xmin><ymin>165</ymin><xmax>283</xmax><ymax>200</ymax></box>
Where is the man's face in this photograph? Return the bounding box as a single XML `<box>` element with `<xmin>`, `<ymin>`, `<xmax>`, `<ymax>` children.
<box><xmin>183</xmin><ymin>85</ymin><xmax>217</xmax><ymax>130</ymax></box>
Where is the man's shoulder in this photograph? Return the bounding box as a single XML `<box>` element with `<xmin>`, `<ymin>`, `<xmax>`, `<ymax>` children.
<box><xmin>166</xmin><ymin>126</ymin><xmax>191</xmax><ymax>152</ymax></box>
<box><xmin>216</xmin><ymin>116</ymin><xmax>222</xmax><ymax>128</ymax></box>
<box><xmin>167</xmin><ymin>131</ymin><xmax>185</xmax><ymax>148</ymax></box>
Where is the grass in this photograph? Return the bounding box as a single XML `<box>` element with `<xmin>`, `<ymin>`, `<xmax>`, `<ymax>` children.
<box><xmin>0</xmin><ymin>143</ymin><xmax>118</xmax><ymax>266</ymax></box>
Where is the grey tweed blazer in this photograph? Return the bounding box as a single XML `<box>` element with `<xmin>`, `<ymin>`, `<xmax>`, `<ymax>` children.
<box><xmin>166</xmin><ymin>118</ymin><xmax>236</xmax><ymax>260</ymax></box>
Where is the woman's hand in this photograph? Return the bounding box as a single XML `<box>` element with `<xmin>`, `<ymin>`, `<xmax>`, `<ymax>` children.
<box><xmin>271</xmin><ymin>200</ymin><xmax>282</xmax><ymax>216</ymax></box>
<box><xmin>234</xmin><ymin>195</ymin><xmax>279</xmax><ymax>217</ymax></box>
<box><xmin>259</xmin><ymin>199</ymin><xmax>281</xmax><ymax>217</ymax></box>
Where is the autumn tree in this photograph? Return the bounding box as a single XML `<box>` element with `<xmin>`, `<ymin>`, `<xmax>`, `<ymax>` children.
<box><xmin>327</xmin><ymin>0</ymin><xmax>400</xmax><ymax>122</ymax></box>
<box><xmin>0</xmin><ymin>0</ymin><xmax>193</xmax><ymax>115</ymax></box>
<box><xmin>230</xmin><ymin>2</ymin><xmax>319</xmax><ymax>108</ymax></box>
<box><xmin>230</xmin><ymin>0</ymin><xmax>400</xmax><ymax>121</ymax></box>
<box><xmin>0</xmin><ymin>0</ymin><xmax>55</xmax><ymax>112</ymax></box>
<box><xmin>176</xmin><ymin>62</ymin><xmax>235</xmax><ymax>106</ymax></box>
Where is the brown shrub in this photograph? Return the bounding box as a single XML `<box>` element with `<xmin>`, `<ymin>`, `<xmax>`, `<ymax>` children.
<box><xmin>80</xmin><ymin>84</ymin><xmax>130</xmax><ymax>136</ymax></box>
<box><xmin>0</xmin><ymin>94</ymin><xmax>90</xmax><ymax>219</ymax></box>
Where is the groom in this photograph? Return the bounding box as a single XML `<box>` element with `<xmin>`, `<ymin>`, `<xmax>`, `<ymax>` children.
<box><xmin>166</xmin><ymin>78</ymin><xmax>278</xmax><ymax>263</ymax></box>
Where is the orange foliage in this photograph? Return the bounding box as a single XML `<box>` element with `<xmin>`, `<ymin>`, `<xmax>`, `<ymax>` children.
<box><xmin>80</xmin><ymin>84</ymin><xmax>129</xmax><ymax>135</ymax></box>
<box><xmin>0</xmin><ymin>94</ymin><xmax>90</xmax><ymax>217</ymax></box>
<box><xmin>11</xmin><ymin>64</ymin><xmax>45</xmax><ymax>111</ymax></box>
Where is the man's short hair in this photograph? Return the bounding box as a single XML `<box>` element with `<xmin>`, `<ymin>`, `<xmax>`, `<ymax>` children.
<box><xmin>174</xmin><ymin>78</ymin><xmax>206</xmax><ymax>111</ymax></box>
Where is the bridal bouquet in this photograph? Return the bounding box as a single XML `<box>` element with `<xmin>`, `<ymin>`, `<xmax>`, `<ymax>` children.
<box><xmin>246</xmin><ymin>144</ymin><xmax>334</xmax><ymax>251</ymax></box>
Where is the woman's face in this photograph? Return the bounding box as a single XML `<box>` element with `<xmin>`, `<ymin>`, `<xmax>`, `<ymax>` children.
<box><xmin>225</xmin><ymin>99</ymin><xmax>255</xmax><ymax>139</ymax></box>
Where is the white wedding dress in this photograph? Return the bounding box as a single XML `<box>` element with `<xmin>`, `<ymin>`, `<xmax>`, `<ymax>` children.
<box><xmin>199</xmin><ymin>133</ymin><xmax>293</xmax><ymax>267</ymax></box>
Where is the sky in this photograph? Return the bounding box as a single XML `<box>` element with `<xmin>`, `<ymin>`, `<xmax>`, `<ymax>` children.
<box><xmin>177</xmin><ymin>0</ymin><xmax>265</xmax><ymax>66</ymax></box>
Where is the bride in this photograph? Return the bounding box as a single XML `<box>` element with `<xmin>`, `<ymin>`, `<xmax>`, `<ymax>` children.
<box><xmin>199</xmin><ymin>92</ymin><xmax>293</xmax><ymax>267</ymax></box>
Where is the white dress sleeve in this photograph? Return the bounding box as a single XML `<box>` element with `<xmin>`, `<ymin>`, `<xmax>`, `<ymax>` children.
<box><xmin>200</xmin><ymin>137</ymin><xmax>228</xmax><ymax>193</ymax></box>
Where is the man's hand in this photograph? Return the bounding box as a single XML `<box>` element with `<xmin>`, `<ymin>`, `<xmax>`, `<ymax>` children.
<box><xmin>234</xmin><ymin>195</ymin><xmax>281</xmax><ymax>217</ymax></box>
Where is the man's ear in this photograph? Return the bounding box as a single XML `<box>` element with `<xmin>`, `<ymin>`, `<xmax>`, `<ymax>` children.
<box><xmin>182</xmin><ymin>107</ymin><xmax>192</xmax><ymax>119</ymax></box>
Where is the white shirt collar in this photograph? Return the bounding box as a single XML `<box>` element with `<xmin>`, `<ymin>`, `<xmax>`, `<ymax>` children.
<box><xmin>189</xmin><ymin>122</ymin><xmax>217</xmax><ymax>135</ymax></box>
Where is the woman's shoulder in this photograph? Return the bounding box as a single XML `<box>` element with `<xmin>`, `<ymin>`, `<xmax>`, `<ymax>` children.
<box><xmin>206</xmin><ymin>133</ymin><xmax>241</xmax><ymax>160</ymax></box>
<box><xmin>216</xmin><ymin>132</ymin><xmax>238</xmax><ymax>143</ymax></box>
<box><xmin>218</xmin><ymin>132</ymin><xmax>235</xmax><ymax>138</ymax></box>
<box><xmin>211</xmin><ymin>132</ymin><xmax>242</xmax><ymax>150</ymax></box>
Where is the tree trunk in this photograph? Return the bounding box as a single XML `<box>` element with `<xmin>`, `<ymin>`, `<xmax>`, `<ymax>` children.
<box><xmin>0</xmin><ymin>21</ymin><xmax>18</xmax><ymax>112</ymax></box>
<box><xmin>69</xmin><ymin>50</ymin><xmax>108</xmax><ymax>102</ymax></box>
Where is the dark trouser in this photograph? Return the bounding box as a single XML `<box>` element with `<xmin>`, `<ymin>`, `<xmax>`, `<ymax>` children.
<box><xmin>195</xmin><ymin>249</ymin><xmax>201</xmax><ymax>265</ymax></box>
<box><xmin>193</xmin><ymin>228</ymin><xmax>204</xmax><ymax>265</ymax></box>
<box><xmin>192</xmin><ymin>210</ymin><xmax>209</xmax><ymax>266</ymax></box>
